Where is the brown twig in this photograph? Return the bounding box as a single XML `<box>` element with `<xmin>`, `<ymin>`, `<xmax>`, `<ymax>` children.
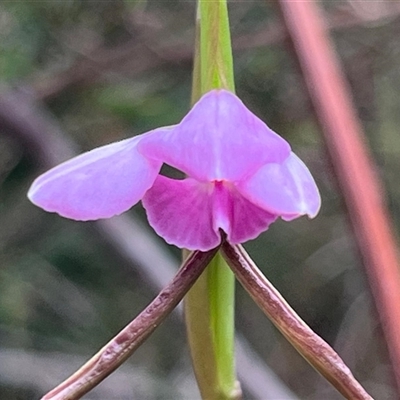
<box><xmin>278</xmin><ymin>0</ymin><xmax>400</xmax><ymax>392</ymax></box>
<box><xmin>40</xmin><ymin>248</ymin><xmax>219</xmax><ymax>400</ymax></box>
<box><xmin>221</xmin><ymin>243</ymin><xmax>373</xmax><ymax>400</ymax></box>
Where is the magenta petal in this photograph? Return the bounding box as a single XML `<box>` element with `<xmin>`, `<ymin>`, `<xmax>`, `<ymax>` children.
<box><xmin>213</xmin><ymin>182</ymin><xmax>277</xmax><ymax>244</ymax></box>
<box><xmin>237</xmin><ymin>152</ymin><xmax>321</xmax><ymax>220</ymax></box>
<box><xmin>143</xmin><ymin>177</ymin><xmax>276</xmax><ymax>250</ymax></box>
<box><xmin>28</xmin><ymin>133</ymin><xmax>164</xmax><ymax>220</ymax></box>
<box><xmin>142</xmin><ymin>176</ymin><xmax>220</xmax><ymax>251</ymax></box>
<box><xmin>138</xmin><ymin>90</ymin><xmax>291</xmax><ymax>181</ymax></box>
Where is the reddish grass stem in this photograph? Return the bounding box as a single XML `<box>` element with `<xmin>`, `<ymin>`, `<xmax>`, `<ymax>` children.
<box><xmin>278</xmin><ymin>0</ymin><xmax>400</xmax><ymax>391</ymax></box>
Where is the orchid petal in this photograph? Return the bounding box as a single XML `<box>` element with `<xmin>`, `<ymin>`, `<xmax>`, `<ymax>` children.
<box><xmin>28</xmin><ymin>131</ymin><xmax>166</xmax><ymax>220</ymax></box>
<box><xmin>143</xmin><ymin>177</ymin><xmax>277</xmax><ymax>250</ymax></box>
<box><xmin>138</xmin><ymin>90</ymin><xmax>291</xmax><ymax>182</ymax></box>
<box><xmin>213</xmin><ymin>182</ymin><xmax>278</xmax><ymax>244</ymax></box>
<box><xmin>236</xmin><ymin>152</ymin><xmax>321</xmax><ymax>220</ymax></box>
<box><xmin>142</xmin><ymin>176</ymin><xmax>220</xmax><ymax>251</ymax></box>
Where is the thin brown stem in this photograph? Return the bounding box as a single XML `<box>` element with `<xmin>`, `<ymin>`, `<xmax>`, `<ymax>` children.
<box><xmin>221</xmin><ymin>242</ymin><xmax>373</xmax><ymax>400</ymax></box>
<box><xmin>41</xmin><ymin>247</ymin><xmax>219</xmax><ymax>400</ymax></box>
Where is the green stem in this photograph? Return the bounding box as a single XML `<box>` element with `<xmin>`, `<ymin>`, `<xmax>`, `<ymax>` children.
<box><xmin>185</xmin><ymin>253</ymin><xmax>239</xmax><ymax>400</ymax></box>
<box><xmin>199</xmin><ymin>0</ymin><xmax>235</xmax><ymax>93</ymax></box>
<box><xmin>184</xmin><ymin>1</ymin><xmax>239</xmax><ymax>399</ymax></box>
<box><xmin>207</xmin><ymin>253</ymin><xmax>237</xmax><ymax>396</ymax></box>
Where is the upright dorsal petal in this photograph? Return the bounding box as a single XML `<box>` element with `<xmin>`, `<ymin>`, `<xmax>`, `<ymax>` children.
<box><xmin>138</xmin><ymin>90</ymin><xmax>291</xmax><ymax>182</ymax></box>
<box><xmin>28</xmin><ymin>129</ymin><xmax>166</xmax><ymax>221</ymax></box>
<box><xmin>236</xmin><ymin>152</ymin><xmax>321</xmax><ymax>219</ymax></box>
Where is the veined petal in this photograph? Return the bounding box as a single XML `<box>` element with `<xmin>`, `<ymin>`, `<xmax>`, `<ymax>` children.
<box><xmin>213</xmin><ymin>182</ymin><xmax>278</xmax><ymax>244</ymax></box>
<box><xmin>142</xmin><ymin>176</ymin><xmax>220</xmax><ymax>251</ymax></box>
<box><xmin>28</xmin><ymin>130</ymin><xmax>167</xmax><ymax>220</ymax></box>
<box><xmin>143</xmin><ymin>177</ymin><xmax>277</xmax><ymax>250</ymax></box>
<box><xmin>236</xmin><ymin>152</ymin><xmax>321</xmax><ymax>220</ymax></box>
<box><xmin>138</xmin><ymin>90</ymin><xmax>291</xmax><ymax>182</ymax></box>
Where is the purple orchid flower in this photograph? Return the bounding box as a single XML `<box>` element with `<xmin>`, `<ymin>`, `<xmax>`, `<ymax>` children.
<box><xmin>28</xmin><ymin>90</ymin><xmax>321</xmax><ymax>251</ymax></box>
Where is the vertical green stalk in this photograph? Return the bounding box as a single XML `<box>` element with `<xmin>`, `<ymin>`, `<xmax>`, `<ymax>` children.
<box><xmin>185</xmin><ymin>1</ymin><xmax>240</xmax><ymax>399</ymax></box>
<box><xmin>199</xmin><ymin>0</ymin><xmax>235</xmax><ymax>94</ymax></box>
<box><xmin>207</xmin><ymin>253</ymin><xmax>237</xmax><ymax>398</ymax></box>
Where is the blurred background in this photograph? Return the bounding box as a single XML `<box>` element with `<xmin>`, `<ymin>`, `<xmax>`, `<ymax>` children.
<box><xmin>1</xmin><ymin>0</ymin><xmax>400</xmax><ymax>399</ymax></box>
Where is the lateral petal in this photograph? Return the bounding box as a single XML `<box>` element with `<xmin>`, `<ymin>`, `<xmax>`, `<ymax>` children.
<box><xmin>142</xmin><ymin>176</ymin><xmax>221</xmax><ymax>251</ymax></box>
<box><xmin>236</xmin><ymin>152</ymin><xmax>321</xmax><ymax>220</ymax></box>
<box><xmin>138</xmin><ymin>90</ymin><xmax>290</xmax><ymax>182</ymax></box>
<box><xmin>28</xmin><ymin>131</ymin><xmax>165</xmax><ymax>220</ymax></box>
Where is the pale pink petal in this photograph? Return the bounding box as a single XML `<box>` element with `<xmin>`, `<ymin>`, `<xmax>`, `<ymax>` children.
<box><xmin>142</xmin><ymin>176</ymin><xmax>220</xmax><ymax>251</ymax></box>
<box><xmin>212</xmin><ymin>182</ymin><xmax>277</xmax><ymax>244</ymax></box>
<box><xmin>236</xmin><ymin>152</ymin><xmax>321</xmax><ymax>220</ymax></box>
<box><xmin>28</xmin><ymin>132</ymin><xmax>165</xmax><ymax>220</ymax></box>
<box><xmin>138</xmin><ymin>90</ymin><xmax>290</xmax><ymax>182</ymax></box>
